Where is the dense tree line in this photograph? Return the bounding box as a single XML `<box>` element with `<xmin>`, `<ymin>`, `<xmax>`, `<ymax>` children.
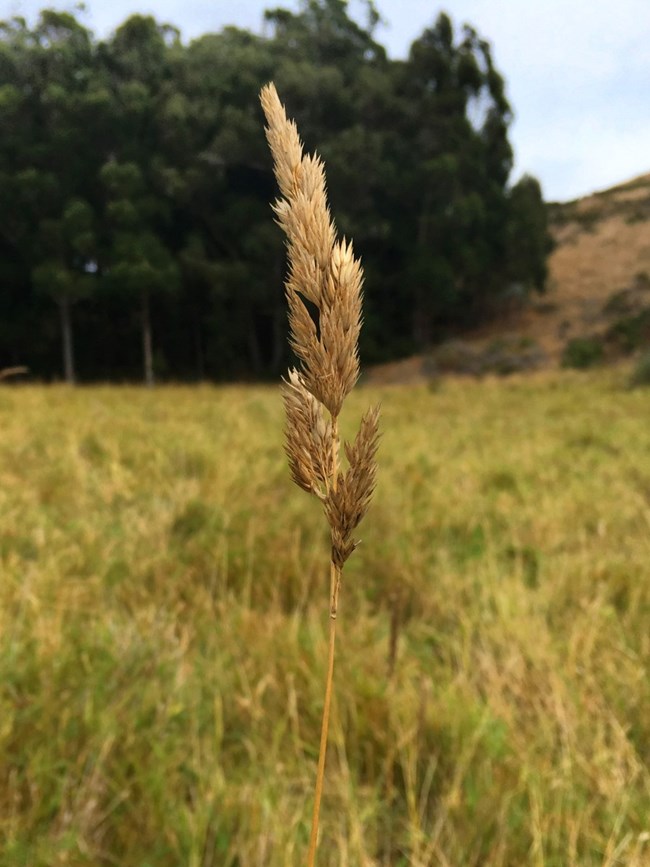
<box><xmin>0</xmin><ymin>1</ymin><xmax>550</xmax><ymax>383</ymax></box>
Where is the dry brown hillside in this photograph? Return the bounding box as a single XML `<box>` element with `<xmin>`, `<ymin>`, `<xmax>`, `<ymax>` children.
<box><xmin>513</xmin><ymin>172</ymin><xmax>650</xmax><ymax>361</ymax></box>
<box><xmin>368</xmin><ymin>172</ymin><xmax>650</xmax><ymax>384</ymax></box>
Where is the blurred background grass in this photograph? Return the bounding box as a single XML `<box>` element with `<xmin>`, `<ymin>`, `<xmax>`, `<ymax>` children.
<box><xmin>0</xmin><ymin>371</ymin><xmax>649</xmax><ymax>866</ymax></box>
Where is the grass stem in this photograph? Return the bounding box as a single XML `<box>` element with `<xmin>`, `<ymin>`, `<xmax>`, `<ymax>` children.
<box><xmin>307</xmin><ymin>568</ymin><xmax>339</xmax><ymax>867</ymax></box>
<box><xmin>261</xmin><ymin>82</ymin><xmax>379</xmax><ymax>863</ymax></box>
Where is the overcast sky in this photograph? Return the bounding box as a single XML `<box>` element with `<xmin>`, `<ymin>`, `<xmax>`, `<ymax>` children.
<box><xmin>6</xmin><ymin>0</ymin><xmax>650</xmax><ymax>202</ymax></box>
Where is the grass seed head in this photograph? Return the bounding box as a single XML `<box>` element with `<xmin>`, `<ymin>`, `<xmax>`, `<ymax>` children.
<box><xmin>261</xmin><ymin>81</ymin><xmax>363</xmax><ymax>418</ymax></box>
<box><xmin>326</xmin><ymin>404</ymin><xmax>380</xmax><ymax>567</ymax></box>
<box><xmin>282</xmin><ymin>369</ymin><xmax>332</xmax><ymax>499</ymax></box>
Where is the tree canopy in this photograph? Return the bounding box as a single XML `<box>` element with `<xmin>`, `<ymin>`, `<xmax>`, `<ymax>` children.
<box><xmin>0</xmin><ymin>1</ymin><xmax>551</xmax><ymax>382</ymax></box>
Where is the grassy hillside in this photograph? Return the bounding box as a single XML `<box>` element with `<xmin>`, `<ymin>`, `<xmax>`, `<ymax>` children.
<box><xmin>1</xmin><ymin>376</ymin><xmax>649</xmax><ymax>865</ymax></box>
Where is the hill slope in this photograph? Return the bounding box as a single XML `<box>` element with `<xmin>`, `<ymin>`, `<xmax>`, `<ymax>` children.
<box><xmin>516</xmin><ymin>171</ymin><xmax>650</xmax><ymax>362</ymax></box>
<box><xmin>368</xmin><ymin>172</ymin><xmax>650</xmax><ymax>383</ymax></box>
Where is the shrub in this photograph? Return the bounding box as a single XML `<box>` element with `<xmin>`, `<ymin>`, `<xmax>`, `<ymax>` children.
<box><xmin>561</xmin><ymin>337</ymin><xmax>604</xmax><ymax>369</ymax></box>
<box><xmin>429</xmin><ymin>337</ymin><xmax>545</xmax><ymax>377</ymax></box>
<box><xmin>606</xmin><ymin>309</ymin><xmax>650</xmax><ymax>354</ymax></box>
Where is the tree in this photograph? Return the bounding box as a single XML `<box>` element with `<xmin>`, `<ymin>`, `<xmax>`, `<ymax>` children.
<box><xmin>506</xmin><ymin>174</ymin><xmax>553</xmax><ymax>295</ymax></box>
<box><xmin>384</xmin><ymin>13</ymin><xmax>517</xmax><ymax>343</ymax></box>
<box><xmin>101</xmin><ymin>160</ymin><xmax>179</xmax><ymax>386</ymax></box>
<box><xmin>176</xmin><ymin>25</ymin><xmax>284</xmax><ymax>377</ymax></box>
<box><xmin>32</xmin><ymin>199</ymin><xmax>96</xmax><ymax>383</ymax></box>
<box><xmin>0</xmin><ymin>4</ymin><xmax>551</xmax><ymax>380</ymax></box>
<box><xmin>0</xmin><ymin>10</ymin><xmax>105</xmax><ymax>380</ymax></box>
<box><xmin>97</xmin><ymin>16</ymin><xmax>188</xmax><ymax>384</ymax></box>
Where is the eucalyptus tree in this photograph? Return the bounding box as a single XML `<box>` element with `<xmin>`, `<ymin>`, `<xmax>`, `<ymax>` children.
<box><xmin>100</xmin><ymin>160</ymin><xmax>178</xmax><ymax>386</ymax></box>
<box><xmin>386</xmin><ymin>12</ymin><xmax>517</xmax><ymax>346</ymax></box>
<box><xmin>0</xmin><ymin>10</ymin><xmax>106</xmax><ymax>380</ymax></box>
<box><xmin>506</xmin><ymin>174</ymin><xmax>552</xmax><ymax>294</ymax></box>
<box><xmin>32</xmin><ymin>199</ymin><xmax>96</xmax><ymax>383</ymax></box>
<box><xmin>98</xmin><ymin>16</ymin><xmax>183</xmax><ymax>385</ymax></box>
<box><xmin>0</xmin><ymin>3</ymin><xmax>552</xmax><ymax>380</ymax></box>
<box><xmin>176</xmin><ymin>25</ymin><xmax>284</xmax><ymax>377</ymax></box>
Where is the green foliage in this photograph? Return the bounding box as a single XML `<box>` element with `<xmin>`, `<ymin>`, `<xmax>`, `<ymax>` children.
<box><xmin>606</xmin><ymin>309</ymin><xmax>650</xmax><ymax>353</ymax></box>
<box><xmin>561</xmin><ymin>336</ymin><xmax>605</xmax><ymax>369</ymax></box>
<box><xmin>0</xmin><ymin>3</ymin><xmax>551</xmax><ymax>381</ymax></box>
<box><xmin>506</xmin><ymin>174</ymin><xmax>553</xmax><ymax>293</ymax></box>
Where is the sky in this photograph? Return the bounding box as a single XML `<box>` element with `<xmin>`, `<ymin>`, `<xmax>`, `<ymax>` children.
<box><xmin>6</xmin><ymin>0</ymin><xmax>650</xmax><ymax>202</ymax></box>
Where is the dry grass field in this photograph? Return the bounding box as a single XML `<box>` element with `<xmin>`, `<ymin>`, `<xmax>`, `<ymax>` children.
<box><xmin>1</xmin><ymin>372</ymin><xmax>649</xmax><ymax>865</ymax></box>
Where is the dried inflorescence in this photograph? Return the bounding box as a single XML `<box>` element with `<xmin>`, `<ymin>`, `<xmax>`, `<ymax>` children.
<box><xmin>326</xmin><ymin>404</ymin><xmax>381</xmax><ymax>567</ymax></box>
<box><xmin>260</xmin><ymin>82</ymin><xmax>363</xmax><ymax>419</ymax></box>
<box><xmin>260</xmin><ymin>81</ymin><xmax>378</xmax><ymax>566</ymax></box>
<box><xmin>282</xmin><ymin>368</ymin><xmax>333</xmax><ymax>499</ymax></box>
<box><xmin>261</xmin><ymin>80</ymin><xmax>379</xmax><ymax>867</ymax></box>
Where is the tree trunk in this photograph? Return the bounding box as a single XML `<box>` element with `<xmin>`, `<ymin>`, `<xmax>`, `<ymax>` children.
<box><xmin>192</xmin><ymin>307</ymin><xmax>205</xmax><ymax>381</ymax></box>
<box><xmin>247</xmin><ymin>312</ymin><xmax>262</xmax><ymax>376</ymax></box>
<box><xmin>142</xmin><ymin>288</ymin><xmax>154</xmax><ymax>387</ymax></box>
<box><xmin>412</xmin><ymin>189</ymin><xmax>434</xmax><ymax>348</ymax></box>
<box><xmin>59</xmin><ymin>294</ymin><xmax>76</xmax><ymax>384</ymax></box>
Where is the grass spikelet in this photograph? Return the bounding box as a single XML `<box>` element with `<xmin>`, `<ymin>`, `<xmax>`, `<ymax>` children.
<box><xmin>260</xmin><ymin>81</ymin><xmax>362</xmax><ymax>418</ymax></box>
<box><xmin>327</xmin><ymin>404</ymin><xmax>380</xmax><ymax>568</ymax></box>
<box><xmin>261</xmin><ymin>81</ymin><xmax>379</xmax><ymax>865</ymax></box>
<box><xmin>282</xmin><ymin>369</ymin><xmax>332</xmax><ymax>498</ymax></box>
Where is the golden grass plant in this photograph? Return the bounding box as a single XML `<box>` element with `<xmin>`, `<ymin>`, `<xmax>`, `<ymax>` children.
<box><xmin>1</xmin><ymin>373</ymin><xmax>649</xmax><ymax>865</ymax></box>
<box><xmin>260</xmin><ymin>82</ymin><xmax>380</xmax><ymax>864</ymax></box>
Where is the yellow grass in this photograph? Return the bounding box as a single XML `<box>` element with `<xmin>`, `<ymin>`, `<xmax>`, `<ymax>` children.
<box><xmin>0</xmin><ymin>371</ymin><xmax>649</xmax><ymax>865</ymax></box>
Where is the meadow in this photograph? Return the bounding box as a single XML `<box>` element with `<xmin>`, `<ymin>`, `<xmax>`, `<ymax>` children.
<box><xmin>0</xmin><ymin>370</ymin><xmax>649</xmax><ymax>866</ymax></box>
